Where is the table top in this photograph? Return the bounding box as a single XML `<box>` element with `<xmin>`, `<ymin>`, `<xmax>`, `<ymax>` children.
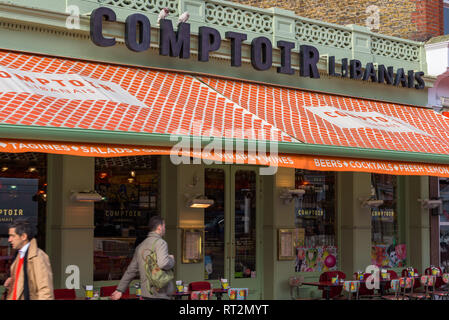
<box><xmin>171</xmin><ymin>288</ymin><xmax>228</xmax><ymax>296</ymax></box>
<box><xmin>302</xmin><ymin>281</ymin><xmax>343</xmax><ymax>287</ymax></box>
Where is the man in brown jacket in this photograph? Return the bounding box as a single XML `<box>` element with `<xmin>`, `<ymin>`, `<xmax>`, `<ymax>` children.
<box><xmin>4</xmin><ymin>219</ymin><xmax>54</xmax><ymax>300</ymax></box>
<box><xmin>111</xmin><ymin>216</ymin><xmax>175</xmax><ymax>300</ymax></box>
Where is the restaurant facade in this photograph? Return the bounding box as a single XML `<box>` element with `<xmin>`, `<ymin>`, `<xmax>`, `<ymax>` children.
<box><xmin>0</xmin><ymin>0</ymin><xmax>447</xmax><ymax>300</ymax></box>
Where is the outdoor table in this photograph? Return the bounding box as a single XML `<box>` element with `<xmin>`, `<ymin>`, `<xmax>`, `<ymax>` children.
<box><xmin>74</xmin><ymin>294</ymin><xmax>138</xmax><ymax>300</ymax></box>
<box><xmin>171</xmin><ymin>288</ymin><xmax>228</xmax><ymax>300</ymax></box>
<box><xmin>302</xmin><ymin>281</ymin><xmax>343</xmax><ymax>300</ymax></box>
<box><xmin>303</xmin><ymin>279</ymin><xmax>391</xmax><ymax>299</ymax></box>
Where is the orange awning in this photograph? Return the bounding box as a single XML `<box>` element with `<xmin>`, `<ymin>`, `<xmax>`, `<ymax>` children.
<box><xmin>0</xmin><ymin>50</ymin><xmax>449</xmax><ymax>176</ymax></box>
<box><xmin>1</xmin><ymin>139</ymin><xmax>449</xmax><ymax>178</ymax></box>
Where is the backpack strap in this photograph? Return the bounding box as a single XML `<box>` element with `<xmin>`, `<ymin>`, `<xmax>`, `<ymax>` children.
<box><xmin>151</xmin><ymin>238</ymin><xmax>160</xmax><ymax>253</ymax></box>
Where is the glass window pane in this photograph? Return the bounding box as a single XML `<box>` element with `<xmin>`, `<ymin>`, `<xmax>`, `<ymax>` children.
<box><xmin>294</xmin><ymin>169</ymin><xmax>337</xmax><ymax>273</ymax></box>
<box><xmin>94</xmin><ymin>156</ymin><xmax>160</xmax><ymax>281</ymax></box>
<box><xmin>440</xmin><ymin>225</ymin><xmax>449</xmax><ymax>272</ymax></box>
<box><xmin>204</xmin><ymin>168</ymin><xmax>225</xmax><ymax>280</ymax></box>
<box><xmin>0</xmin><ymin>153</ymin><xmax>47</xmax><ymax>283</ymax></box>
<box><xmin>440</xmin><ymin>178</ymin><xmax>449</xmax><ymax>223</ymax></box>
<box><xmin>371</xmin><ymin>174</ymin><xmax>398</xmax><ymax>246</ymax></box>
<box><xmin>234</xmin><ymin>170</ymin><xmax>256</xmax><ymax>279</ymax></box>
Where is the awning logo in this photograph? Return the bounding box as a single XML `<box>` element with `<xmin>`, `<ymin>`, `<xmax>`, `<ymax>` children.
<box><xmin>303</xmin><ymin>106</ymin><xmax>431</xmax><ymax>136</ymax></box>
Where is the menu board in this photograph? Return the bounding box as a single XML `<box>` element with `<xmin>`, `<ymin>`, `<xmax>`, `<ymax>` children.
<box><xmin>280</xmin><ymin>232</ymin><xmax>293</xmax><ymax>257</ymax></box>
<box><xmin>182</xmin><ymin>229</ymin><xmax>203</xmax><ymax>263</ymax></box>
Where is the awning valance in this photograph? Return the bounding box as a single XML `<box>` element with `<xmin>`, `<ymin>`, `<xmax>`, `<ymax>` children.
<box><xmin>0</xmin><ymin>50</ymin><xmax>448</xmax><ymax>176</ymax></box>
<box><xmin>1</xmin><ymin>139</ymin><xmax>449</xmax><ymax>178</ymax></box>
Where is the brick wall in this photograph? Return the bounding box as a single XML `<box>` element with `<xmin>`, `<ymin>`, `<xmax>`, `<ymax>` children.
<box><xmin>234</xmin><ymin>0</ymin><xmax>443</xmax><ymax>41</ymax></box>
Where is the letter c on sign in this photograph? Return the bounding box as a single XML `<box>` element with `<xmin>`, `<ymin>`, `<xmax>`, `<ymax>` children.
<box><xmin>90</xmin><ymin>7</ymin><xmax>117</xmax><ymax>47</ymax></box>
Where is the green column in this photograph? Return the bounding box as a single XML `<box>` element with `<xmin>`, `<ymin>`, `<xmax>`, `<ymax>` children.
<box><xmin>338</xmin><ymin>172</ymin><xmax>372</xmax><ymax>278</ymax></box>
<box><xmin>263</xmin><ymin>167</ymin><xmax>296</xmax><ymax>300</ymax></box>
<box><xmin>46</xmin><ymin>155</ymin><xmax>95</xmax><ymax>296</ymax></box>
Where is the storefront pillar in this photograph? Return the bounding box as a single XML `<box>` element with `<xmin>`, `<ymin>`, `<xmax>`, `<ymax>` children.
<box><xmin>338</xmin><ymin>172</ymin><xmax>372</xmax><ymax>277</ymax></box>
<box><xmin>404</xmin><ymin>176</ymin><xmax>430</xmax><ymax>272</ymax></box>
<box><xmin>263</xmin><ymin>167</ymin><xmax>296</xmax><ymax>300</ymax></box>
<box><xmin>46</xmin><ymin>155</ymin><xmax>95</xmax><ymax>294</ymax></box>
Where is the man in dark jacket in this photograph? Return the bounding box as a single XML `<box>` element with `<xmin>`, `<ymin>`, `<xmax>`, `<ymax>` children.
<box><xmin>111</xmin><ymin>216</ymin><xmax>175</xmax><ymax>300</ymax></box>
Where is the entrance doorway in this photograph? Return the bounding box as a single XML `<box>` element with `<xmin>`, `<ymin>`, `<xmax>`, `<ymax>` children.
<box><xmin>204</xmin><ymin>165</ymin><xmax>262</xmax><ymax>299</ymax></box>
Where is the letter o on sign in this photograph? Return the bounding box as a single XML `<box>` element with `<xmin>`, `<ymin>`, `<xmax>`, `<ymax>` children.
<box><xmin>125</xmin><ymin>13</ymin><xmax>151</xmax><ymax>52</ymax></box>
<box><xmin>251</xmin><ymin>37</ymin><xmax>272</xmax><ymax>71</ymax></box>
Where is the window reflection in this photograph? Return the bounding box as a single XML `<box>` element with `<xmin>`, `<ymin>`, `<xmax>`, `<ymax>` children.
<box><xmin>204</xmin><ymin>168</ymin><xmax>225</xmax><ymax>280</ymax></box>
<box><xmin>371</xmin><ymin>174</ymin><xmax>398</xmax><ymax>246</ymax></box>
<box><xmin>234</xmin><ymin>170</ymin><xmax>256</xmax><ymax>278</ymax></box>
<box><xmin>294</xmin><ymin>169</ymin><xmax>337</xmax><ymax>273</ymax></box>
<box><xmin>94</xmin><ymin>156</ymin><xmax>160</xmax><ymax>281</ymax></box>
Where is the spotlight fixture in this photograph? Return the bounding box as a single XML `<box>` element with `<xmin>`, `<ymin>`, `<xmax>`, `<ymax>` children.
<box><xmin>27</xmin><ymin>161</ymin><xmax>38</xmax><ymax>173</ymax></box>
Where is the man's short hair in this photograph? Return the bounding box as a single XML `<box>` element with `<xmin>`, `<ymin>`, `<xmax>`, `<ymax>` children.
<box><xmin>149</xmin><ymin>216</ymin><xmax>164</xmax><ymax>232</ymax></box>
<box><xmin>9</xmin><ymin>219</ymin><xmax>36</xmax><ymax>240</ymax></box>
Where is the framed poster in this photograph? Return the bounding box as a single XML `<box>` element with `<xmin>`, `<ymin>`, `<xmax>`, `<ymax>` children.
<box><xmin>278</xmin><ymin>229</ymin><xmax>295</xmax><ymax>260</ymax></box>
<box><xmin>182</xmin><ymin>229</ymin><xmax>204</xmax><ymax>263</ymax></box>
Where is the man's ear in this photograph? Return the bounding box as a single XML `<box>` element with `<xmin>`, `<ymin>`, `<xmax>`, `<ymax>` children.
<box><xmin>20</xmin><ymin>233</ymin><xmax>28</xmax><ymax>242</ymax></box>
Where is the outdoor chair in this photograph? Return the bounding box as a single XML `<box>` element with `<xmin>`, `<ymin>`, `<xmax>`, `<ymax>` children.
<box><xmin>424</xmin><ymin>266</ymin><xmax>444</xmax><ymax>289</ymax></box>
<box><xmin>407</xmin><ymin>275</ymin><xmax>435</xmax><ymax>300</ymax></box>
<box><xmin>382</xmin><ymin>279</ymin><xmax>401</xmax><ymax>300</ymax></box>
<box><xmin>342</xmin><ymin>280</ymin><xmax>360</xmax><ymax>300</ymax></box>
<box><xmin>401</xmin><ymin>268</ymin><xmax>421</xmax><ymax>292</ymax></box>
<box><xmin>100</xmin><ymin>285</ymin><xmax>129</xmax><ymax>298</ymax></box>
<box><xmin>188</xmin><ymin>281</ymin><xmax>211</xmax><ymax>300</ymax></box>
<box><xmin>54</xmin><ymin>288</ymin><xmax>77</xmax><ymax>300</ymax></box>
<box><xmin>190</xmin><ymin>290</ymin><xmax>213</xmax><ymax>300</ymax></box>
<box><xmin>432</xmin><ymin>273</ymin><xmax>449</xmax><ymax>300</ymax></box>
<box><xmin>319</xmin><ymin>271</ymin><xmax>346</xmax><ymax>299</ymax></box>
<box><xmin>353</xmin><ymin>273</ymin><xmax>376</xmax><ymax>299</ymax></box>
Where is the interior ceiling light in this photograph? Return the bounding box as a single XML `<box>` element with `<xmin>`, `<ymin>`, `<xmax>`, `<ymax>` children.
<box><xmin>188</xmin><ymin>196</ymin><xmax>214</xmax><ymax>209</ymax></box>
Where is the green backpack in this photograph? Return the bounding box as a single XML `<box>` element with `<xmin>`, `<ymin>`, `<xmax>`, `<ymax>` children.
<box><xmin>143</xmin><ymin>238</ymin><xmax>174</xmax><ymax>294</ymax></box>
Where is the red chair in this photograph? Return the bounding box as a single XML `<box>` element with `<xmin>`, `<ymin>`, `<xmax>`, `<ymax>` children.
<box><xmin>425</xmin><ymin>267</ymin><xmax>444</xmax><ymax>289</ymax></box>
<box><xmin>382</xmin><ymin>270</ymin><xmax>398</xmax><ymax>295</ymax></box>
<box><xmin>319</xmin><ymin>271</ymin><xmax>346</xmax><ymax>299</ymax></box>
<box><xmin>188</xmin><ymin>281</ymin><xmax>211</xmax><ymax>300</ymax></box>
<box><xmin>54</xmin><ymin>288</ymin><xmax>77</xmax><ymax>300</ymax></box>
<box><xmin>401</xmin><ymin>268</ymin><xmax>421</xmax><ymax>291</ymax></box>
<box><xmin>188</xmin><ymin>281</ymin><xmax>211</xmax><ymax>291</ymax></box>
<box><xmin>354</xmin><ymin>273</ymin><xmax>375</xmax><ymax>298</ymax></box>
<box><xmin>100</xmin><ymin>285</ymin><xmax>130</xmax><ymax>299</ymax></box>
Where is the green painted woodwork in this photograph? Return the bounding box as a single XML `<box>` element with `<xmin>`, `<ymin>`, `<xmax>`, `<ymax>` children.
<box><xmin>1</xmin><ymin>124</ymin><xmax>449</xmax><ymax>165</ymax></box>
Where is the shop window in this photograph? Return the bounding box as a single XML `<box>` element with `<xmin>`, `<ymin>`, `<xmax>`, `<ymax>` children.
<box><xmin>294</xmin><ymin>169</ymin><xmax>337</xmax><ymax>273</ymax></box>
<box><xmin>0</xmin><ymin>153</ymin><xmax>47</xmax><ymax>283</ymax></box>
<box><xmin>440</xmin><ymin>178</ymin><xmax>449</xmax><ymax>272</ymax></box>
<box><xmin>234</xmin><ymin>170</ymin><xmax>257</xmax><ymax>279</ymax></box>
<box><xmin>204</xmin><ymin>168</ymin><xmax>225</xmax><ymax>280</ymax></box>
<box><xmin>370</xmin><ymin>174</ymin><xmax>405</xmax><ymax>268</ymax></box>
<box><xmin>94</xmin><ymin>156</ymin><xmax>160</xmax><ymax>281</ymax></box>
